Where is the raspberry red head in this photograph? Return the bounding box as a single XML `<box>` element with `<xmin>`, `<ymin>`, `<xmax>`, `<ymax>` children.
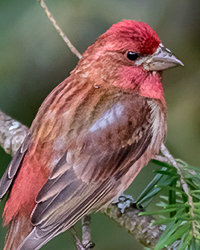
<box><xmin>100</xmin><ymin>20</ymin><xmax>161</xmax><ymax>55</ymax></box>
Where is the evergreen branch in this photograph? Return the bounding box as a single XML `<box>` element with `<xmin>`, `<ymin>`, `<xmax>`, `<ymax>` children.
<box><xmin>160</xmin><ymin>144</ymin><xmax>197</xmax><ymax>237</ymax></box>
<box><xmin>138</xmin><ymin>151</ymin><xmax>200</xmax><ymax>249</ymax></box>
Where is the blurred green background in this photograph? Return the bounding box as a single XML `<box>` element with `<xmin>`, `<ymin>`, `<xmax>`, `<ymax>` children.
<box><xmin>0</xmin><ymin>0</ymin><xmax>200</xmax><ymax>249</ymax></box>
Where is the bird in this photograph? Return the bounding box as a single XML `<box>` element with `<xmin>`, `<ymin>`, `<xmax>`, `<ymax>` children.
<box><xmin>0</xmin><ymin>20</ymin><xmax>183</xmax><ymax>250</ymax></box>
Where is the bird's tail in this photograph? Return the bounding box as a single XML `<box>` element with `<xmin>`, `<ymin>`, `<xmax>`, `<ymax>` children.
<box><xmin>3</xmin><ymin>214</ymin><xmax>32</xmax><ymax>250</ymax></box>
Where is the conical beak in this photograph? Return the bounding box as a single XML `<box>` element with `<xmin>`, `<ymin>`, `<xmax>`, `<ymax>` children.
<box><xmin>135</xmin><ymin>44</ymin><xmax>184</xmax><ymax>71</ymax></box>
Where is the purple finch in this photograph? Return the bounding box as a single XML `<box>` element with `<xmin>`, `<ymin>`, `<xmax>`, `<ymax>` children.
<box><xmin>0</xmin><ymin>20</ymin><xmax>183</xmax><ymax>250</ymax></box>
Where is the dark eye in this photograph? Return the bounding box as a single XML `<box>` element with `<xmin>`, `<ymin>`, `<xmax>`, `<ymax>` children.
<box><xmin>127</xmin><ymin>51</ymin><xmax>139</xmax><ymax>61</ymax></box>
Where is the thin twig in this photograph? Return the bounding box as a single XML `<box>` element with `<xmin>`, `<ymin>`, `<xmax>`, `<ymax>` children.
<box><xmin>153</xmin><ymin>154</ymin><xmax>170</xmax><ymax>164</ymax></box>
<box><xmin>70</xmin><ymin>227</ymin><xmax>86</xmax><ymax>250</ymax></box>
<box><xmin>82</xmin><ymin>215</ymin><xmax>94</xmax><ymax>249</ymax></box>
<box><xmin>38</xmin><ymin>0</ymin><xmax>82</xmax><ymax>59</ymax></box>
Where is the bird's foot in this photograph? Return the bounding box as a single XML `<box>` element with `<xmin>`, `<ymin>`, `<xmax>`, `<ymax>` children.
<box><xmin>112</xmin><ymin>193</ymin><xmax>144</xmax><ymax>214</ymax></box>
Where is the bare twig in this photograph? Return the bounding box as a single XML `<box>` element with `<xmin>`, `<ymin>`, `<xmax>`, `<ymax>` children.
<box><xmin>38</xmin><ymin>0</ymin><xmax>82</xmax><ymax>59</ymax></box>
<box><xmin>70</xmin><ymin>227</ymin><xmax>86</xmax><ymax>250</ymax></box>
<box><xmin>153</xmin><ymin>154</ymin><xmax>170</xmax><ymax>164</ymax></box>
<box><xmin>82</xmin><ymin>215</ymin><xmax>94</xmax><ymax>249</ymax></box>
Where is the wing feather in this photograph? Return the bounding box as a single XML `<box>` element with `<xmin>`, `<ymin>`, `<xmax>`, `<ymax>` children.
<box><xmin>29</xmin><ymin>129</ymin><xmax>152</xmax><ymax>244</ymax></box>
<box><xmin>18</xmin><ymin>94</ymin><xmax>155</xmax><ymax>249</ymax></box>
<box><xmin>0</xmin><ymin>134</ymin><xmax>30</xmax><ymax>199</ymax></box>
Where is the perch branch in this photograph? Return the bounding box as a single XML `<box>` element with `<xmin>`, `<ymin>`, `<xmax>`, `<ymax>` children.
<box><xmin>0</xmin><ymin>110</ymin><xmax>28</xmax><ymax>156</ymax></box>
<box><xmin>102</xmin><ymin>194</ymin><xmax>165</xmax><ymax>249</ymax></box>
<box><xmin>70</xmin><ymin>227</ymin><xmax>86</xmax><ymax>250</ymax></box>
<box><xmin>82</xmin><ymin>215</ymin><xmax>94</xmax><ymax>249</ymax></box>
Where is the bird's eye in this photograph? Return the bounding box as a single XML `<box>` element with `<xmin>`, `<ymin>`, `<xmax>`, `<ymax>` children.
<box><xmin>127</xmin><ymin>51</ymin><xmax>139</xmax><ymax>61</ymax></box>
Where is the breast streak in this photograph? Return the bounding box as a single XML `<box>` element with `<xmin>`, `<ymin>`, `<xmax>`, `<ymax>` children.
<box><xmin>120</xmin><ymin>99</ymin><xmax>166</xmax><ymax>193</ymax></box>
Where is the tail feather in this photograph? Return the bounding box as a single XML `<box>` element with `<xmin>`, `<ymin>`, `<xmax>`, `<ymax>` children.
<box><xmin>3</xmin><ymin>214</ymin><xmax>32</xmax><ymax>250</ymax></box>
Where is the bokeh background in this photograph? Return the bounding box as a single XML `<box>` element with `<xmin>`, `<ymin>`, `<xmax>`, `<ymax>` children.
<box><xmin>0</xmin><ymin>0</ymin><xmax>200</xmax><ymax>249</ymax></box>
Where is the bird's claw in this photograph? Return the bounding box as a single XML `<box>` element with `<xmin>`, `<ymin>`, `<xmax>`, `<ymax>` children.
<box><xmin>112</xmin><ymin>193</ymin><xmax>135</xmax><ymax>213</ymax></box>
<box><xmin>112</xmin><ymin>193</ymin><xmax>144</xmax><ymax>214</ymax></box>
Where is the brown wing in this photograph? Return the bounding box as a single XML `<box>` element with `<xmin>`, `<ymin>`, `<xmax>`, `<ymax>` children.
<box><xmin>0</xmin><ymin>134</ymin><xmax>30</xmax><ymax>200</ymax></box>
<box><xmin>18</xmin><ymin>94</ymin><xmax>153</xmax><ymax>250</ymax></box>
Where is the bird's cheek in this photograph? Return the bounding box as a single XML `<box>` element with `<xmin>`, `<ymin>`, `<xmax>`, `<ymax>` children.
<box><xmin>113</xmin><ymin>66</ymin><xmax>146</xmax><ymax>90</ymax></box>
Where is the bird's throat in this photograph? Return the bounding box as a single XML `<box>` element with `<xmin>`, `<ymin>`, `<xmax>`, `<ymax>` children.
<box><xmin>115</xmin><ymin>66</ymin><xmax>165</xmax><ymax>103</ymax></box>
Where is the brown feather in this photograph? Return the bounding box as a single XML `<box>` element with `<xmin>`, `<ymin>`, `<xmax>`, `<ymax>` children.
<box><xmin>0</xmin><ymin>134</ymin><xmax>30</xmax><ymax>200</ymax></box>
<box><xmin>3</xmin><ymin>214</ymin><xmax>32</xmax><ymax>250</ymax></box>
